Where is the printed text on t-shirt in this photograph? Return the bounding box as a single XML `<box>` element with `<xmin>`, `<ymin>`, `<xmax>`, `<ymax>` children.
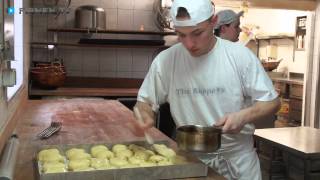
<box><xmin>176</xmin><ymin>88</ymin><xmax>225</xmax><ymax>96</ymax></box>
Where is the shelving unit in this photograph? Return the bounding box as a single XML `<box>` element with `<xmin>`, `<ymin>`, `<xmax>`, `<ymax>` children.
<box><xmin>31</xmin><ymin>28</ymin><xmax>176</xmax><ymax>49</ymax></box>
<box><xmin>272</xmin><ymin>75</ymin><xmax>304</xmax><ymax>127</ymax></box>
<box><xmin>29</xmin><ymin>77</ymin><xmax>143</xmax><ymax>98</ymax></box>
<box><xmin>29</xmin><ymin>28</ymin><xmax>177</xmax><ymax>98</ymax></box>
<box><xmin>295</xmin><ymin>16</ymin><xmax>307</xmax><ymax>51</ymax></box>
<box><xmin>47</xmin><ymin>28</ymin><xmax>176</xmax><ymax>36</ymax></box>
<box><xmin>31</xmin><ymin>42</ymin><xmax>170</xmax><ymax>49</ymax></box>
<box><xmin>254</xmin><ymin>35</ymin><xmax>295</xmax><ymax>58</ymax></box>
<box><xmin>255</xmin><ymin>35</ymin><xmax>295</xmax><ymax>40</ymax></box>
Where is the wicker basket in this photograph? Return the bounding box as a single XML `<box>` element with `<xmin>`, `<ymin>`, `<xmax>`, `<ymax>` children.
<box><xmin>262</xmin><ymin>61</ymin><xmax>281</xmax><ymax>71</ymax></box>
<box><xmin>31</xmin><ymin>65</ymin><xmax>66</xmax><ymax>89</ymax></box>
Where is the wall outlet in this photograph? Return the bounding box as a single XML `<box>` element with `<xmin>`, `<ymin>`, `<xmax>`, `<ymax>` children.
<box><xmin>2</xmin><ymin>69</ymin><xmax>16</xmax><ymax>87</ymax></box>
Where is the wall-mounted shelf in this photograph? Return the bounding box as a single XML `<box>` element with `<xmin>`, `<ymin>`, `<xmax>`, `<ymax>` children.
<box><xmin>29</xmin><ymin>77</ymin><xmax>143</xmax><ymax>98</ymax></box>
<box><xmin>30</xmin><ymin>29</ymin><xmax>171</xmax><ymax>95</ymax></box>
<box><xmin>295</xmin><ymin>16</ymin><xmax>307</xmax><ymax>51</ymax></box>
<box><xmin>31</xmin><ymin>42</ymin><xmax>170</xmax><ymax>49</ymax></box>
<box><xmin>254</xmin><ymin>35</ymin><xmax>295</xmax><ymax>58</ymax></box>
<box><xmin>47</xmin><ymin>28</ymin><xmax>176</xmax><ymax>36</ymax></box>
<box><xmin>31</xmin><ymin>28</ymin><xmax>175</xmax><ymax>49</ymax></box>
<box><xmin>255</xmin><ymin>35</ymin><xmax>294</xmax><ymax>40</ymax></box>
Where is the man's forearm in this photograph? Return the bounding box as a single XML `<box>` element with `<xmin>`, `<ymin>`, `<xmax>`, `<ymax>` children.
<box><xmin>241</xmin><ymin>97</ymin><xmax>281</xmax><ymax>124</ymax></box>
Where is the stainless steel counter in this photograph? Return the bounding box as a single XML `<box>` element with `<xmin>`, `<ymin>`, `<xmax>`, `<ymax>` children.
<box><xmin>254</xmin><ymin>127</ymin><xmax>320</xmax><ymax>180</ymax></box>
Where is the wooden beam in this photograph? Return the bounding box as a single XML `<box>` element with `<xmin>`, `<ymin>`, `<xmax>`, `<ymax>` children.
<box><xmin>249</xmin><ymin>0</ymin><xmax>316</xmax><ymax>11</ymax></box>
<box><xmin>213</xmin><ymin>0</ymin><xmax>316</xmax><ymax>11</ymax></box>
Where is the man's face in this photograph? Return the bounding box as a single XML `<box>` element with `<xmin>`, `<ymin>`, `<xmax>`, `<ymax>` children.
<box><xmin>175</xmin><ymin>17</ymin><xmax>216</xmax><ymax>57</ymax></box>
<box><xmin>220</xmin><ymin>19</ymin><xmax>241</xmax><ymax>42</ymax></box>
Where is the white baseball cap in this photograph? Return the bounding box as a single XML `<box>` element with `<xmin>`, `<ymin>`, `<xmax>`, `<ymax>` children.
<box><xmin>170</xmin><ymin>0</ymin><xmax>215</xmax><ymax>27</ymax></box>
<box><xmin>214</xmin><ymin>10</ymin><xmax>244</xmax><ymax>29</ymax></box>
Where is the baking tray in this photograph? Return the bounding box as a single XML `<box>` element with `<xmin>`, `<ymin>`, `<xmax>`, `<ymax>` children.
<box><xmin>35</xmin><ymin>141</ymin><xmax>208</xmax><ymax>180</ymax></box>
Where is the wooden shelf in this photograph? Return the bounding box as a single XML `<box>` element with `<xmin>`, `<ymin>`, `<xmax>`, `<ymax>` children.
<box><xmin>31</xmin><ymin>42</ymin><xmax>170</xmax><ymax>49</ymax></box>
<box><xmin>29</xmin><ymin>77</ymin><xmax>143</xmax><ymax>97</ymax></box>
<box><xmin>48</xmin><ymin>28</ymin><xmax>176</xmax><ymax>36</ymax></box>
<box><xmin>30</xmin><ymin>87</ymin><xmax>139</xmax><ymax>97</ymax></box>
<box><xmin>255</xmin><ymin>35</ymin><xmax>294</xmax><ymax>40</ymax></box>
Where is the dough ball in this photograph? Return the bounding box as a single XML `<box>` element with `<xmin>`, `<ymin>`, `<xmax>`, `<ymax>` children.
<box><xmin>133</xmin><ymin>150</ymin><xmax>151</xmax><ymax>161</ymax></box>
<box><xmin>152</xmin><ymin>144</ymin><xmax>176</xmax><ymax>158</ymax></box>
<box><xmin>112</xmin><ymin>144</ymin><xmax>127</xmax><ymax>153</ymax></box>
<box><xmin>128</xmin><ymin>144</ymin><xmax>146</xmax><ymax>152</ymax></box>
<box><xmin>40</xmin><ymin>153</ymin><xmax>64</xmax><ymax>163</ymax></box>
<box><xmin>43</xmin><ymin>166</ymin><xmax>67</xmax><ymax>173</ymax></box>
<box><xmin>145</xmin><ymin>150</ymin><xmax>155</xmax><ymax>156</ymax></box>
<box><xmin>152</xmin><ymin>144</ymin><xmax>168</xmax><ymax>150</ymax></box>
<box><xmin>160</xmin><ymin>148</ymin><xmax>176</xmax><ymax>158</ymax></box>
<box><xmin>42</xmin><ymin>162</ymin><xmax>66</xmax><ymax>173</ymax></box>
<box><xmin>66</xmin><ymin>148</ymin><xmax>86</xmax><ymax>158</ymax></box>
<box><xmin>148</xmin><ymin>155</ymin><xmax>167</xmax><ymax>163</ymax></box>
<box><xmin>91</xmin><ymin>145</ymin><xmax>109</xmax><ymax>157</ymax></box>
<box><xmin>115</xmin><ymin>149</ymin><xmax>133</xmax><ymax>159</ymax></box>
<box><xmin>128</xmin><ymin>156</ymin><xmax>144</xmax><ymax>165</ymax></box>
<box><xmin>95</xmin><ymin>150</ymin><xmax>114</xmax><ymax>159</ymax></box>
<box><xmin>90</xmin><ymin>158</ymin><xmax>109</xmax><ymax>169</ymax></box>
<box><xmin>68</xmin><ymin>152</ymin><xmax>91</xmax><ymax>161</ymax></box>
<box><xmin>38</xmin><ymin>148</ymin><xmax>62</xmax><ymax>162</ymax></box>
<box><xmin>68</xmin><ymin>159</ymin><xmax>90</xmax><ymax>171</ymax></box>
<box><xmin>109</xmin><ymin>157</ymin><xmax>129</xmax><ymax>167</ymax></box>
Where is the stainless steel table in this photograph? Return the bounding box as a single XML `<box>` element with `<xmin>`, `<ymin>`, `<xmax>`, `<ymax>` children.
<box><xmin>254</xmin><ymin>127</ymin><xmax>320</xmax><ymax>180</ymax></box>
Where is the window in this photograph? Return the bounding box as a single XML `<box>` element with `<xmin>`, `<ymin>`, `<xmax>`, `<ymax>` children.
<box><xmin>7</xmin><ymin>0</ymin><xmax>23</xmax><ymax>100</ymax></box>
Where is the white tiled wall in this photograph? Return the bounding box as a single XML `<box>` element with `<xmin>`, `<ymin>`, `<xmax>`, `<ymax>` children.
<box><xmin>31</xmin><ymin>0</ymin><xmax>162</xmax><ymax>79</ymax></box>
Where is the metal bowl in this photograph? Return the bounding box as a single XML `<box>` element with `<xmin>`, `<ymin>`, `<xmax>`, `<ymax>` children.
<box><xmin>176</xmin><ymin>125</ymin><xmax>221</xmax><ymax>153</ymax></box>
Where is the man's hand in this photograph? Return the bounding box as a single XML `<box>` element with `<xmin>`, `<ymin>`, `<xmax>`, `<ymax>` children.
<box><xmin>214</xmin><ymin>98</ymin><xmax>280</xmax><ymax>134</ymax></box>
<box><xmin>133</xmin><ymin>101</ymin><xmax>155</xmax><ymax>130</ymax></box>
<box><xmin>214</xmin><ymin>112</ymin><xmax>246</xmax><ymax>134</ymax></box>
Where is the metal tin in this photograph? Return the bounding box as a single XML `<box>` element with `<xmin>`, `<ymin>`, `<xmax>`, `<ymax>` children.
<box><xmin>75</xmin><ymin>5</ymin><xmax>106</xmax><ymax>30</ymax></box>
<box><xmin>176</xmin><ymin>125</ymin><xmax>221</xmax><ymax>153</ymax></box>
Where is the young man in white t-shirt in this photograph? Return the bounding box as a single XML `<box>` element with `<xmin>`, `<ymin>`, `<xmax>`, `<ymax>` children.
<box><xmin>134</xmin><ymin>0</ymin><xmax>280</xmax><ymax>179</ymax></box>
<box><xmin>214</xmin><ymin>9</ymin><xmax>244</xmax><ymax>42</ymax></box>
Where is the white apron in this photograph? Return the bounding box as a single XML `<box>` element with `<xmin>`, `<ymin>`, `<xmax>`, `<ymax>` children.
<box><xmin>192</xmin><ymin>134</ymin><xmax>262</xmax><ymax>180</ymax></box>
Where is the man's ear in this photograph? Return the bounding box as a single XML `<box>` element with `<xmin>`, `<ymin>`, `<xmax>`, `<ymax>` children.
<box><xmin>210</xmin><ymin>15</ymin><xmax>218</xmax><ymax>26</ymax></box>
<box><xmin>220</xmin><ymin>25</ymin><xmax>228</xmax><ymax>33</ymax></box>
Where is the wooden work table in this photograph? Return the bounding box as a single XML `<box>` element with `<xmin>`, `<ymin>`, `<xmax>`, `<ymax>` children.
<box><xmin>14</xmin><ymin>99</ymin><xmax>224</xmax><ymax>180</ymax></box>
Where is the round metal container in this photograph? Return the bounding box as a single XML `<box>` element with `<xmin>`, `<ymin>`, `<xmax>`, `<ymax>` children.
<box><xmin>75</xmin><ymin>5</ymin><xmax>106</xmax><ymax>30</ymax></box>
<box><xmin>176</xmin><ymin>125</ymin><xmax>221</xmax><ymax>153</ymax></box>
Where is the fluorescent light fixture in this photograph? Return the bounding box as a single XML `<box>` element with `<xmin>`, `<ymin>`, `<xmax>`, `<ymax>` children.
<box><xmin>47</xmin><ymin>44</ymin><xmax>55</xmax><ymax>49</ymax></box>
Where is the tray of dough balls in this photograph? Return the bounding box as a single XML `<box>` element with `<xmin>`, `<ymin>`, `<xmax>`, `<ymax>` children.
<box><xmin>35</xmin><ymin>141</ymin><xmax>208</xmax><ymax>180</ymax></box>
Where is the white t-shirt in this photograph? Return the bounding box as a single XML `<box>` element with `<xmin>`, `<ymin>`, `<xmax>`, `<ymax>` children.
<box><xmin>138</xmin><ymin>37</ymin><xmax>278</xmax><ymax>149</ymax></box>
